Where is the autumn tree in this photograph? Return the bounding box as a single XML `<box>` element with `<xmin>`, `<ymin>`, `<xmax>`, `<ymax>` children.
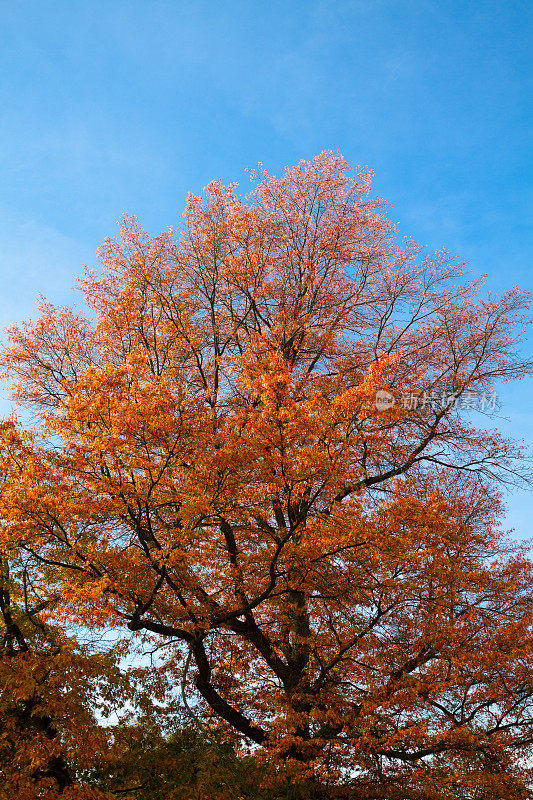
<box><xmin>2</xmin><ymin>152</ymin><xmax>533</xmax><ymax>798</ymax></box>
<box><xmin>0</xmin><ymin>427</ymin><xmax>169</xmax><ymax>800</ymax></box>
<box><xmin>0</xmin><ymin>550</ymin><xmax>109</xmax><ymax>797</ymax></box>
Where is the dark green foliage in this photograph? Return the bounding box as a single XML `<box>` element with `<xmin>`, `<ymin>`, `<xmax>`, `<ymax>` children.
<box><xmin>85</xmin><ymin>722</ymin><xmax>329</xmax><ymax>799</ymax></box>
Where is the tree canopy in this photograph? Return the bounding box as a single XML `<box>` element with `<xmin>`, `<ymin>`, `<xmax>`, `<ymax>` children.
<box><xmin>1</xmin><ymin>152</ymin><xmax>533</xmax><ymax>799</ymax></box>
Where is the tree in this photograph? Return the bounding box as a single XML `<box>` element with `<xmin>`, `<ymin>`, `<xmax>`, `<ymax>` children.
<box><xmin>1</xmin><ymin>152</ymin><xmax>533</xmax><ymax>798</ymax></box>
<box><xmin>0</xmin><ymin>432</ymin><xmax>167</xmax><ymax>799</ymax></box>
<box><xmin>85</xmin><ymin>722</ymin><xmax>274</xmax><ymax>800</ymax></box>
<box><xmin>0</xmin><ymin>547</ymin><xmax>116</xmax><ymax>799</ymax></box>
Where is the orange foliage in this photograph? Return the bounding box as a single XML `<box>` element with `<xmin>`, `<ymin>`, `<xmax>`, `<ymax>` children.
<box><xmin>1</xmin><ymin>152</ymin><xmax>533</xmax><ymax>798</ymax></box>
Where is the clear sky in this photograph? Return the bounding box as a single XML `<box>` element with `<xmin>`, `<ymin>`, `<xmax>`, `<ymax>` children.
<box><xmin>0</xmin><ymin>0</ymin><xmax>532</xmax><ymax>533</ymax></box>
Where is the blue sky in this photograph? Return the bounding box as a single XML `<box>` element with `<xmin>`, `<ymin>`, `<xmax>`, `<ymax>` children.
<box><xmin>0</xmin><ymin>0</ymin><xmax>532</xmax><ymax>533</ymax></box>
